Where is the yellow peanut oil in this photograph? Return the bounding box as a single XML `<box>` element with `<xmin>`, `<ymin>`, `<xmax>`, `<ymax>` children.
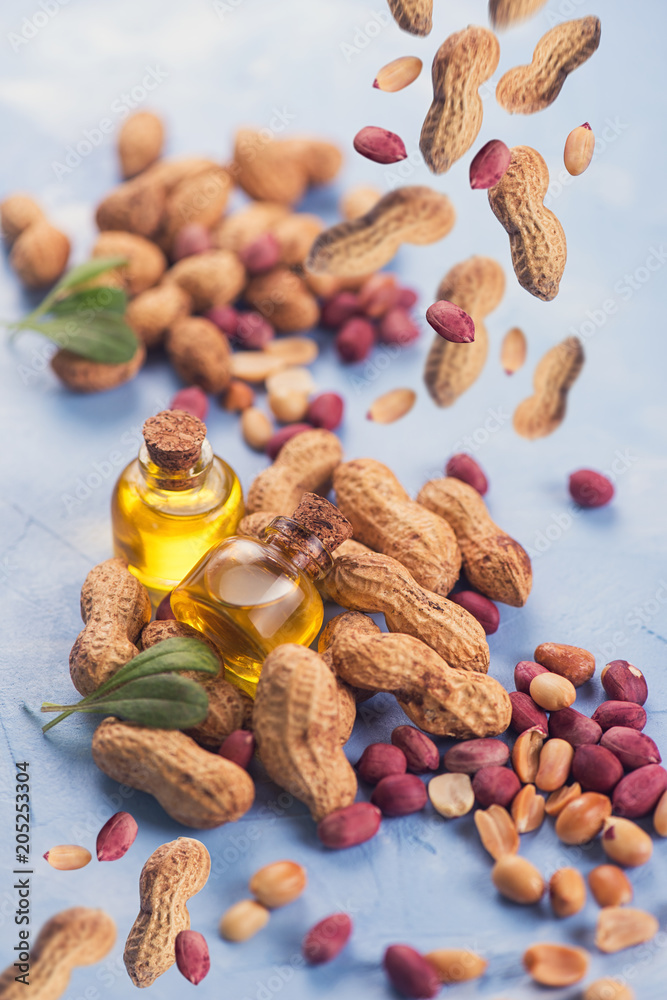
<box><xmin>112</xmin><ymin>440</ymin><xmax>243</xmax><ymax>605</ymax></box>
<box><xmin>171</xmin><ymin>520</ymin><xmax>329</xmax><ymax>697</ymax></box>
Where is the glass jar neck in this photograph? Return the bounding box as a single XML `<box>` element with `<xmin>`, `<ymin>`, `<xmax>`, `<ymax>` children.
<box><xmin>262</xmin><ymin>517</ymin><xmax>334</xmax><ymax>581</ymax></box>
<box><xmin>138</xmin><ymin>439</ymin><xmax>213</xmax><ymax>492</ymax></box>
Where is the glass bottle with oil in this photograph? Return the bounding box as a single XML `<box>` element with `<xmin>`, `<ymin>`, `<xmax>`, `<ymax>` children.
<box><xmin>171</xmin><ymin>494</ymin><xmax>352</xmax><ymax>697</ymax></box>
<box><xmin>112</xmin><ymin>410</ymin><xmax>243</xmax><ymax>605</ymax></box>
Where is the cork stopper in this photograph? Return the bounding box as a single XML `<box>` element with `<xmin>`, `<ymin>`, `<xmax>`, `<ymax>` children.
<box><xmin>142</xmin><ymin>410</ymin><xmax>206</xmax><ymax>472</ymax></box>
<box><xmin>291</xmin><ymin>493</ymin><xmax>353</xmax><ymax>552</ymax></box>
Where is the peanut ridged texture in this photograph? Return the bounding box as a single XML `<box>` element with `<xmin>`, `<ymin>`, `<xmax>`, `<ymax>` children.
<box><xmin>325</xmin><ymin>618</ymin><xmax>511</xmax><ymax>738</ymax></box>
<box><xmin>424</xmin><ymin>256</ymin><xmax>505</xmax><ymax>407</ymax></box>
<box><xmin>323</xmin><ymin>543</ymin><xmax>490</xmax><ymax>673</ymax></box>
<box><xmin>417</xmin><ymin>476</ymin><xmax>532</xmax><ymax>606</ymax></box>
<box><xmin>305</xmin><ymin>186</ymin><xmax>455</xmax><ymax>277</ymax></box>
<box><xmin>333</xmin><ymin>459</ymin><xmax>462</xmax><ymax>597</ymax></box>
<box><xmin>140</xmin><ymin>620</ymin><xmax>248</xmax><ymax>749</ymax></box>
<box><xmin>488</xmin><ymin>145</ymin><xmax>567</xmax><ymax>301</ymax></box>
<box><xmin>496</xmin><ymin>17</ymin><xmax>601</xmax><ymax>114</ymax></box>
<box><xmin>0</xmin><ymin>907</ymin><xmax>116</xmax><ymax>1000</ymax></box>
<box><xmin>246</xmin><ymin>429</ymin><xmax>343</xmax><ymax>514</ymax></box>
<box><xmin>489</xmin><ymin>0</ymin><xmax>548</xmax><ymax>28</ymax></box>
<box><xmin>513</xmin><ymin>336</ymin><xmax>584</xmax><ymax>439</ymax></box>
<box><xmin>387</xmin><ymin>0</ymin><xmax>432</xmax><ymax>36</ymax></box>
<box><xmin>253</xmin><ymin>645</ymin><xmax>358</xmax><ymax>820</ymax></box>
<box><xmin>69</xmin><ymin>558</ymin><xmax>151</xmax><ymax>696</ymax></box>
<box><xmin>124</xmin><ymin>838</ymin><xmax>210</xmax><ymax>988</ymax></box>
<box><xmin>91</xmin><ymin>718</ymin><xmax>255</xmax><ymax>828</ymax></box>
<box><xmin>420</xmin><ymin>27</ymin><xmax>500</xmax><ymax>174</ymax></box>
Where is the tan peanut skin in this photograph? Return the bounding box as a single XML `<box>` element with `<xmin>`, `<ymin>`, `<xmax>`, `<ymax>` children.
<box><xmin>91</xmin><ymin>231</ymin><xmax>167</xmax><ymax>297</ymax></box>
<box><xmin>305</xmin><ymin>186</ymin><xmax>456</xmax><ymax>278</ymax></box>
<box><xmin>488</xmin><ymin>145</ymin><xmax>566</xmax><ymax>301</ymax></box>
<box><xmin>51</xmin><ymin>343</ymin><xmax>146</xmax><ymax>394</ymax></box>
<box><xmin>91</xmin><ymin>718</ymin><xmax>255</xmax><ymax>828</ymax></box>
<box><xmin>244</xmin><ymin>266</ymin><xmax>320</xmax><ymax>332</ymax></box>
<box><xmin>213</xmin><ymin>201</ymin><xmax>290</xmax><ymax>252</ymax></box>
<box><xmin>513</xmin><ymin>336</ymin><xmax>584</xmax><ymax>439</ymax></box>
<box><xmin>496</xmin><ymin>17</ymin><xmax>601</xmax><ymax>114</ymax></box>
<box><xmin>246</xmin><ymin>429</ymin><xmax>343</xmax><ymax>514</ymax></box>
<box><xmin>140</xmin><ymin>620</ymin><xmax>249</xmax><ymax>749</ymax></box>
<box><xmin>417</xmin><ymin>477</ymin><xmax>532</xmax><ymax>607</ymax></box>
<box><xmin>252</xmin><ymin>645</ymin><xmax>358</xmax><ymax>820</ymax></box>
<box><xmin>323</xmin><ymin>542</ymin><xmax>490</xmax><ymax>673</ymax></box>
<box><xmin>118</xmin><ymin>110</ymin><xmax>164</xmax><ymax>178</ymax></box>
<box><xmin>124</xmin><ymin>838</ymin><xmax>210</xmax><ymax>988</ymax></box>
<box><xmin>0</xmin><ymin>907</ymin><xmax>115</xmax><ymax>1000</ymax></box>
<box><xmin>69</xmin><ymin>558</ymin><xmax>151</xmax><ymax>696</ymax></box>
<box><xmin>233</xmin><ymin>130</ymin><xmax>342</xmax><ymax>204</ymax></box>
<box><xmin>489</xmin><ymin>0</ymin><xmax>547</xmax><ymax>28</ymax></box>
<box><xmin>420</xmin><ymin>27</ymin><xmax>500</xmax><ymax>174</ymax></box>
<box><xmin>387</xmin><ymin>0</ymin><xmax>432</xmax><ymax>36</ymax></box>
<box><xmin>95</xmin><ymin>174</ymin><xmax>167</xmax><ymax>238</ymax></box>
<box><xmin>158</xmin><ymin>167</ymin><xmax>232</xmax><ymax>251</ymax></box>
<box><xmin>163</xmin><ymin>249</ymin><xmax>246</xmax><ymax>312</ymax></box>
<box><xmin>315</xmin><ymin>615</ymin><xmax>363</xmax><ymax>744</ymax></box>
<box><xmin>333</xmin><ymin>459</ymin><xmax>462</xmax><ymax>597</ymax></box>
<box><xmin>318</xmin><ymin>611</ymin><xmax>378</xmax><ymax>708</ymax></box>
<box><xmin>326</xmin><ymin>624</ymin><xmax>511</xmax><ymax>738</ymax></box>
<box><xmin>424</xmin><ymin>256</ymin><xmax>505</xmax><ymax>407</ymax></box>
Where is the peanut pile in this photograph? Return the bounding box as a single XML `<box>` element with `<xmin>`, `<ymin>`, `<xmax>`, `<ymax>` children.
<box><xmin>4</xmin><ymin>2</ymin><xmax>653</xmax><ymax>998</ymax></box>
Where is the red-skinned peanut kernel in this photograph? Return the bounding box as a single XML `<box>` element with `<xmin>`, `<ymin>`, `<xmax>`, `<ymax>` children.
<box><xmin>470</xmin><ymin>139</ymin><xmax>511</xmax><ymax>190</ymax></box>
<box><xmin>175</xmin><ymin>930</ymin><xmax>210</xmax><ymax>985</ymax></box>
<box><xmin>384</xmin><ymin>945</ymin><xmax>440</xmax><ymax>999</ymax></box>
<box><xmin>335</xmin><ymin>316</ymin><xmax>376</xmax><ymax>362</ymax></box>
<box><xmin>205</xmin><ymin>304</ymin><xmax>240</xmax><ymax>337</ymax></box>
<box><xmin>601</xmin><ymin>661</ymin><xmax>648</xmax><ymax>705</ymax></box>
<box><xmin>378</xmin><ymin>307</ymin><xmax>420</xmax><ymax>346</ymax></box>
<box><xmin>357</xmin><ymin>743</ymin><xmax>407</xmax><ymax>784</ymax></box>
<box><xmin>592</xmin><ymin>701</ymin><xmax>647</xmax><ymax>732</ymax></box>
<box><xmin>265</xmin><ymin>424</ymin><xmax>312</xmax><ymax>460</ymax></box>
<box><xmin>303</xmin><ymin>913</ymin><xmax>352</xmax><ymax>964</ymax></box>
<box><xmin>569</xmin><ymin>469</ymin><xmax>614</xmax><ymax>507</ymax></box>
<box><xmin>170</xmin><ymin>386</ymin><xmax>209</xmax><ymax>421</ymax></box>
<box><xmin>236</xmin><ymin>312</ymin><xmax>275</xmax><ymax>349</ymax></box>
<box><xmin>155</xmin><ymin>593</ymin><xmax>175</xmax><ymax>620</ymax></box>
<box><xmin>472</xmin><ymin>766</ymin><xmax>521</xmax><ymax>808</ymax></box>
<box><xmin>426</xmin><ymin>300</ymin><xmax>475</xmax><ymax>343</ymax></box>
<box><xmin>317</xmin><ymin>802</ymin><xmax>381</xmax><ymax>849</ymax></box>
<box><xmin>320</xmin><ymin>291</ymin><xmax>360</xmax><ymax>329</ymax></box>
<box><xmin>239</xmin><ymin>232</ymin><xmax>281</xmax><ymax>274</ymax></box>
<box><xmin>448</xmin><ymin>591</ymin><xmax>499</xmax><ymax>635</ymax></box>
<box><xmin>96</xmin><ymin>811</ymin><xmax>138</xmax><ymax>861</ymax></box>
<box><xmin>509</xmin><ymin>691</ymin><xmax>549</xmax><ymax>735</ymax></box>
<box><xmin>218</xmin><ymin>730</ymin><xmax>255</xmax><ymax>770</ymax></box>
<box><xmin>371</xmin><ymin>774</ymin><xmax>427</xmax><ymax>816</ymax></box>
<box><xmin>307</xmin><ymin>392</ymin><xmax>344</xmax><ymax>431</ymax></box>
<box><xmin>391</xmin><ymin>726</ymin><xmax>439</xmax><ymax>774</ymax></box>
<box><xmin>445</xmin><ymin>453</ymin><xmax>488</xmax><ymax>495</ymax></box>
<box><xmin>172</xmin><ymin>224</ymin><xmax>212</xmax><ymax>260</ymax></box>
<box><xmin>353</xmin><ymin>126</ymin><xmax>408</xmax><ymax>165</ymax></box>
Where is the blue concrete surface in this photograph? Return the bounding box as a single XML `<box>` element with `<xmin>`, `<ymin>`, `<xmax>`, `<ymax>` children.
<box><xmin>1</xmin><ymin>1</ymin><xmax>666</xmax><ymax>997</ymax></box>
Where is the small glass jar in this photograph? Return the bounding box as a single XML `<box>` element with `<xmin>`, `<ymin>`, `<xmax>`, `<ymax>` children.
<box><xmin>171</xmin><ymin>517</ymin><xmax>332</xmax><ymax>697</ymax></box>
<box><xmin>112</xmin><ymin>437</ymin><xmax>243</xmax><ymax>605</ymax></box>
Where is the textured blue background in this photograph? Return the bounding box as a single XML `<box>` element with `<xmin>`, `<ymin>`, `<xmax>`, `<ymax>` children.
<box><xmin>1</xmin><ymin>0</ymin><xmax>666</xmax><ymax>997</ymax></box>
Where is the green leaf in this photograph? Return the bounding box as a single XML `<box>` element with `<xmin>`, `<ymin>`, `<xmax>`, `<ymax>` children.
<box><xmin>26</xmin><ymin>312</ymin><xmax>138</xmax><ymax>363</ymax></box>
<box><xmin>51</xmin><ymin>287</ymin><xmax>127</xmax><ymax>316</ymax></box>
<box><xmin>48</xmin><ymin>675</ymin><xmax>209</xmax><ymax>730</ymax></box>
<box><xmin>51</xmin><ymin>256</ymin><xmax>129</xmax><ymax>294</ymax></box>
<box><xmin>87</xmin><ymin>637</ymin><xmax>220</xmax><ymax>701</ymax></box>
<box><xmin>19</xmin><ymin>256</ymin><xmax>130</xmax><ymax>323</ymax></box>
<box><xmin>40</xmin><ymin>637</ymin><xmax>219</xmax><ymax>732</ymax></box>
